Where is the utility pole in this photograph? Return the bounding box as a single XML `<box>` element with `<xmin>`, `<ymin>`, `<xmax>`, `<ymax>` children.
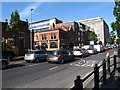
<box><xmin>30</xmin><ymin>8</ymin><xmax>33</xmax><ymax>50</ymax></box>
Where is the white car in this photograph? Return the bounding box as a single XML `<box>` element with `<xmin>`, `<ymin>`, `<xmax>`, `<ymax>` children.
<box><xmin>86</xmin><ymin>48</ymin><xmax>98</xmax><ymax>54</ymax></box>
<box><xmin>24</xmin><ymin>49</ymin><xmax>48</xmax><ymax>63</ymax></box>
<box><xmin>73</xmin><ymin>48</ymin><xmax>89</xmax><ymax>57</ymax></box>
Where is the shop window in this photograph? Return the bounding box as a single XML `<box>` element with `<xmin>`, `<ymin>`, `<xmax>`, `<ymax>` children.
<box><xmin>41</xmin><ymin>43</ymin><xmax>48</xmax><ymax>49</ymax></box>
<box><xmin>50</xmin><ymin>42</ymin><xmax>58</xmax><ymax>48</ymax></box>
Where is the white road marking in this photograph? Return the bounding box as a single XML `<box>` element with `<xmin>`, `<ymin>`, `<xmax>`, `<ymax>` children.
<box><xmin>28</xmin><ymin>63</ymin><xmax>40</xmax><ymax>67</ymax></box>
<box><xmin>49</xmin><ymin>66</ymin><xmax>58</xmax><ymax>70</ymax></box>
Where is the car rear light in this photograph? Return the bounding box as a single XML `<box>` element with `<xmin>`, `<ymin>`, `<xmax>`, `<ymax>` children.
<box><xmin>33</xmin><ymin>52</ymin><xmax>36</xmax><ymax>54</ymax></box>
<box><xmin>80</xmin><ymin>51</ymin><xmax>83</xmax><ymax>54</ymax></box>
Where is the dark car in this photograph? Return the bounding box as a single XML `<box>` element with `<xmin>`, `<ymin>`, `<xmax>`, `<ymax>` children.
<box><xmin>0</xmin><ymin>56</ymin><xmax>10</xmax><ymax>69</ymax></box>
<box><xmin>47</xmin><ymin>49</ymin><xmax>75</xmax><ymax>64</ymax></box>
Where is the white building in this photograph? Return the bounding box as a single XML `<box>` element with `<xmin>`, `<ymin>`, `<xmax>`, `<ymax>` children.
<box><xmin>31</xmin><ymin>18</ymin><xmax>63</xmax><ymax>32</ymax></box>
<box><xmin>76</xmin><ymin>17</ymin><xmax>111</xmax><ymax>45</ymax></box>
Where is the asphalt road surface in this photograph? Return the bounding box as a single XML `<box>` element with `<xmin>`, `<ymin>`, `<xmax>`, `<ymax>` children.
<box><xmin>2</xmin><ymin>48</ymin><xmax>118</xmax><ymax>88</ymax></box>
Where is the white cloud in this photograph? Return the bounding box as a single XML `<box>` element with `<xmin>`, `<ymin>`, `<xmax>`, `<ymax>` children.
<box><xmin>19</xmin><ymin>2</ymin><xmax>43</xmax><ymax>20</ymax></box>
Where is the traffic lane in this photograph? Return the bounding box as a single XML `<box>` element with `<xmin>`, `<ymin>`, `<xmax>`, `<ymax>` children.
<box><xmin>2</xmin><ymin>54</ymin><xmax>99</xmax><ymax>88</ymax></box>
<box><xmin>2</xmin><ymin>56</ymin><xmax>94</xmax><ymax>88</ymax></box>
<box><xmin>2</xmin><ymin>48</ymin><xmax>117</xmax><ymax>88</ymax></box>
<box><xmin>22</xmin><ymin>64</ymin><xmax>93</xmax><ymax>88</ymax></box>
<box><xmin>2</xmin><ymin>61</ymin><xmax>61</xmax><ymax>88</ymax></box>
<box><xmin>75</xmin><ymin>48</ymin><xmax>117</xmax><ymax>64</ymax></box>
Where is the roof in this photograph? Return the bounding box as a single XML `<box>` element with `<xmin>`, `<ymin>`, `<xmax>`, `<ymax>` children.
<box><xmin>77</xmin><ymin>17</ymin><xmax>103</xmax><ymax>22</ymax></box>
<box><xmin>32</xmin><ymin>17</ymin><xmax>62</xmax><ymax>24</ymax></box>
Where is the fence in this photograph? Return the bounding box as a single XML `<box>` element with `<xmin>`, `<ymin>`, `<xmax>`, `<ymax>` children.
<box><xmin>72</xmin><ymin>55</ymin><xmax>119</xmax><ymax>90</ymax></box>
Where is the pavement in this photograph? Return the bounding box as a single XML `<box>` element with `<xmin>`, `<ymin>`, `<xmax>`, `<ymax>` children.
<box><xmin>10</xmin><ymin>56</ymin><xmax>25</xmax><ymax>64</ymax></box>
<box><xmin>99</xmin><ymin>57</ymin><xmax>120</xmax><ymax>90</ymax></box>
<box><xmin>84</xmin><ymin>56</ymin><xmax>120</xmax><ymax>90</ymax></box>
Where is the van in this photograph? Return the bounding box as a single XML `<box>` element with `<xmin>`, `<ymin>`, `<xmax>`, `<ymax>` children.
<box><xmin>94</xmin><ymin>45</ymin><xmax>103</xmax><ymax>52</ymax></box>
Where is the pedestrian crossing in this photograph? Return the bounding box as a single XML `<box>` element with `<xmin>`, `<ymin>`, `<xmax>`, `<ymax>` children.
<box><xmin>73</xmin><ymin>60</ymin><xmax>102</xmax><ymax>68</ymax></box>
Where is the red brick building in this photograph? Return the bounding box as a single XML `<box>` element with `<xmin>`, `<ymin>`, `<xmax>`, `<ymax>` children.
<box><xmin>34</xmin><ymin>21</ymin><xmax>80</xmax><ymax>51</ymax></box>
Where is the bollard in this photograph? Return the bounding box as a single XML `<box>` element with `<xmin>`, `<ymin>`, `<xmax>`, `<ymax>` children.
<box><xmin>103</xmin><ymin>59</ymin><xmax>106</xmax><ymax>83</ymax></box>
<box><xmin>94</xmin><ymin>63</ymin><xmax>99</xmax><ymax>90</ymax></box>
<box><xmin>113</xmin><ymin>55</ymin><xmax>117</xmax><ymax>74</ymax></box>
<box><xmin>118</xmin><ymin>48</ymin><xmax>120</xmax><ymax>57</ymax></box>
<box><xmin>106</xmin><ymin>53</ymin><xmax>111</xmax><ymax>76</ymax></box>
<box><xmin>73</xmin><ymin>75</ymin><xmax>83</xmax><ymax>90</ymax></box>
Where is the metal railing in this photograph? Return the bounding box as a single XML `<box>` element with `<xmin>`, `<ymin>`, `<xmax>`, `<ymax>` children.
<box><xmin>72</xmin><ymin>55</ymin><xmax>119</xmax><ymax>90</ymax></box>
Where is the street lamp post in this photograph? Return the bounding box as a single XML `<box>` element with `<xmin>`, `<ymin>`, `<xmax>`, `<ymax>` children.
<box><xmin>30</xmin><ymin>8</ymin><xmax>33</xmax><ymax>50</ymax></box>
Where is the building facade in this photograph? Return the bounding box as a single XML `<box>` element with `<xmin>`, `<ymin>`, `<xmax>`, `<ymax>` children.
<box><xmin>33</xmin><ymin>18</ymin><xmax>94</xmax><ymax>51</ymax></box>
<box><xmin>34</xmin><ymin>21</ymin><xmax>79</xmax><ymax>51</ymax></box>
<box><xmin>31</xmin><ymin>18</ymin><xmax>63</xmax><ymax>32</ymax></box>
<box><xmin>76</xmin><ymin>17</ymin><xmax>111</xmax><ymax>45</ymax></box>
<box><xmin>1</xmin><ymin>19</ymin><xmax>30</xmax><ymax>55</ymax></box>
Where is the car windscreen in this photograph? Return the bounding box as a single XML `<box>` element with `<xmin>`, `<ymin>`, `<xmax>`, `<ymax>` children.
<box><xmin>52</xmin><ymin>51</ymin><xmax>58</xmax><ymax>55</ymax></box>
<box><xmin>74</xmin><ymin>49</ymin><xmax>82</xmax><ymax>51</ymax></box>
<box><xmin>26</xmin><ymin>51</ymin><xmax>33</xmax><ymax>54</ymax></box>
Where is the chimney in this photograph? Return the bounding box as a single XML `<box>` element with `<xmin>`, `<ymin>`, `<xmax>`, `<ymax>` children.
<box><xmin>53</xmin><ymin>23</ymin><xmax>55</xmax><ymax>29</ymax></box>
<box><xmin>26</xmin><ymin>19</ymin><xmax>28</xmax><ymax>22</ymax></box>
<box><xmin>5</xmin><ymin>19</ymin><xmax>8</xmax><ymax>24</ymax></box>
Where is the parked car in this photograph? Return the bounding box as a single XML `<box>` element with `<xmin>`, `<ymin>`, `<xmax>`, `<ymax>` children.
<box><xmin>0</xmin><ymin>56</ymin><xmax>10</xmax><ymax>69</ymax></box>
<box><xmin>24</xmin><ymin>49</ymin><xmax>48</xmax><ymax>63</ymax></box>
<box><xmin>86</xmin><ymin>47</ymin><xmax>98</xmax><ymax>54</ymax></box>
<box><xmin>47</xmin><ymin>49</ymin><xmax>75</xmax><ymax>64</ymax></box>
<box><xmin>73</xmin><ymin>48</ymin><xmax>89</xmax><ymax>57</ymax></box>
<box><xmin>104</xmin><ymin>46</ymin><xmax>109</xmax><ymax>50</ymax></box>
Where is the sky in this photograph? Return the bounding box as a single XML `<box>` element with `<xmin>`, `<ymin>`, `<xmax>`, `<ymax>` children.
<box><xmin>1</xmin><ymin>1</ymin><xmax>115</xmax><ymax>31</ymax></box>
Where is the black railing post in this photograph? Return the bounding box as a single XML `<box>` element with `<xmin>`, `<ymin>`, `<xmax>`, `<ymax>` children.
<box><xmin>107</xmin><ymin>57</ymin><xmax>111</xmax><ymax>75</ymax></box>
<box><xmin>114</xmin><ymin>55</ymin><xmax>117</xmax><ymax>74</ymax></box>
<box><xmin>103</xmin><ymin>59</ymin><xmax>106</xmax><ymax>83</ymax></box>
<box><xmin>94</xmin><ymin>63</ymin><xmax>99</xmax><ymax>90</ymax></box>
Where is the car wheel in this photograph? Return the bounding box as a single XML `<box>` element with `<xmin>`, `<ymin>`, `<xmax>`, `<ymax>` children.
<box><xmin>72</xmin><ymin>56</ymin><xmax>75</xmax><ymax>61</ymax></box>
<box><xmin>34</xmin><ymin>58</ymin><xmax>40</xmax><ymax>63</ymax></box>
<box><xmin>26</xmin><ymin>60</ymin><xmax>30</xmax><ymax>63</ymax></box>
<box><xmin>60</xmin><ymin>58</ymin><xmax>64</xmax><ymax>64</ymax></box>
<box><xmin>48</xmin><ymin>61</ymin><xmax>51</xmax><ymax>63</ymax></box>
<box><xmin>2</xmin><ymin>62</ymin><xmax>7</xmax><ymax>69</ymax></box>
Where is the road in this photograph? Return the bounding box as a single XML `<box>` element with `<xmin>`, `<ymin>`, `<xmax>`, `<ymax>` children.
<box><xmin>2</xmin><ymin>48</ymin><xmax>117</xmax><ymax>88</ymax></box>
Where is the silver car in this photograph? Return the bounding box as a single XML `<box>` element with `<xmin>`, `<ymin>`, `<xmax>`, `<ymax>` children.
<box><xmin>24</xmin><ymin>49</ymin><xmax>48</xmax><ymax>63</ymax></box>
<box><xmin>47</xmin><ymin>49</ymin><xmax>75</xmax><ymax>64</ymax></box>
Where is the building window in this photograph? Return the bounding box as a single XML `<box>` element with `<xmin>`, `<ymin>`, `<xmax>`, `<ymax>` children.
<box><xmin>36</xmin><ymin>35</ymin><xmax>39</xmax><ymax>40</ymax></box>
<box><xmin>51</xmin><ymin>33</ymin><xmax>56</xmax><ymax>39</ymax></box>
<box><xmin>41</xmin><ymin>43</ymin><xmax>48</xmax><ymax>49</ymax></box>
<box><xmin>50</xmin><ymin>42</ymin><xmax>58</xmax><ymax>48</ymax></box>
<box><xmin>42</xmin><ymin>34</ymin><xmax>47</xmax><ymax>40</ymax></box>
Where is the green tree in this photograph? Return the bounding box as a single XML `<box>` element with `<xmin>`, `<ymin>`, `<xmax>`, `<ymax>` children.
<box><xmin>116</xmin><ymin>36</ymin><xmax>120</xmax><ymax>45</ymax></box>
<box><xmin>110</xmin><ymin>30</ymin><xmax>116</xmax><ymax>44</ymax></box>
<box><xmin>88</xmin><ymin>31</ymin><xmax>98</xmax><ymax>43</ymax></box>
<box><xmin>111</xmin><ymin>1</ymin><xmax>120</xmax><ymax>36</ymax></box>
<box><xmin>9</xmin><ymin>10</ymin><xmax>21</xmax><ymax>34</ymax></box>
